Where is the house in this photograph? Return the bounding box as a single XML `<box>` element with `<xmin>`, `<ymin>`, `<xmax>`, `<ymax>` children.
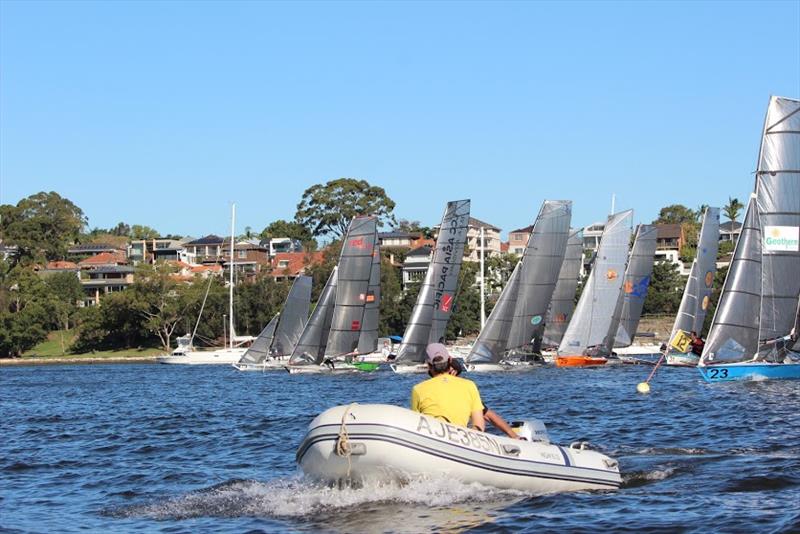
<box><xmin>508</xmin><ymin>225</ymin><xmax>533</xmax><ymax>256</ymax></box>
<box><xmin>654</xmin><ymin>224</ymin><xmax>691</xmax><ymax>275</ymax></box>
<box><xmin>720</xmin><ymin>220</ymin><xmax>742</xmax><ymax>244</ymax></box>
<box><xmin>222</xmin><ymin>241</ymin><xmax>270</xmax><ymax>279</ymax></box>
<box><xmin>81</xmin><ymin>266</ymin><xmax>135</xmax><ymax>306</ymax></box>
<box><xmin>264</xmin><ymin>237</ymin><xmax>304</xmax><ymax>256</ymax></box>
<box><xmin>78</xmin><ymin>251</ymin><xmax>128</xmax><ymax>269</ymax></box>
<box><xmin>128</xmin><ymin>238</ymin><xmax>195</xmax><ymax>265</ymax></box>
<box><xmin>582</xmin><ymin>222</ymin><xmax>605</xmax><ymax>251</ymax></box>
<box><xmin>270</xmin><ymin>251</ymin><xmax>325</xmax><ymax>282</ymax></box>
<box><xmin>67</xmin><ymin>243</ymin><xmax>125</xmax><ymax>261</ymax></box>
<box><xmin>378</xmin><ymin>231</ymin><xmax>422</xmax><ymax>249</ymax></box>
<box><xmin>401</xmin><ymin>245</ymin><xmax>433</xmax><ymax>290</ymax></box>
<box><xmin>184</xmin><ymin>235</ymin><xmax>227</xmax><ymax>263</ymax></box>
<box><xmin>0</xmin><ymin>242</ymin><xmax>18</xmax><ymax>262</ymax></box>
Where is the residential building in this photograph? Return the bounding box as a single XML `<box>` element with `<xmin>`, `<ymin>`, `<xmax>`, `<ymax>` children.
<box><xmin>582</xmin><ymin>223</ymin><xmax>605</xmax><ymax>251</ymax></box>
<box><xmin>128</xmin><ymin>238</ymin><xmax>195</xmax><ymax>265</ymax></box>
<box><xmin>0</xmin><ymin>242</ymin><xmax>18</xmax><ymax>262</ymax></box>
<box><xmin>463</xmin><ymin>217</ymin><xmax>502</xmax><ymax>262</ymax></box>
<box><xmin>81</xmin><ymin>266</ymin><xmax>135</xmax><ymax>306</ymax></box>
<box><xmin>266</xmin><ymin>237</ymin><xmax>303</xmax><ymax>256</ymax></box>
<box><xmin>378</xmin><ymin>231</ymin><xmax>422</xmax><ymax>249</ymax></box>
<box><xmin>78</xmin><ymin>251</ymin><xmax>128</xmax><ymax>270</ymax></box>
<box><xmin>654</xmin><ymin>224</ymin><xmax>690</xmax><ymax>275</ymax></box>
<box><xmin>720</xmin><ymin>220</ymin><xmax>742</xmax><ymax>244</ymax></box>
<box><xmin>401</xmin><ymin>245</ymin><xmax>433</xmax><ymax>290</ymax></box>
<box><xmin>270</xmin><ymin>251</ymin><xmax>325</xmax><ymax>282</ymax></box>
<box><xmin>67</xmin><ymin>243</ymin><xmax>125</xmax><ymax>260</ymax></box>
<box><xmin>222</xmin><ymin>242</ymin><xmax>270</xmax><ymax>279</ymax></box>
<box><xmin>184</xmin><ymin>235</ymin><xmax>227</xmax><ymax>263</ymax></box>
<box><xmin>507</xmin><ymin>225</ymin><xmax>533</xmax><ymax>256</ymax></box>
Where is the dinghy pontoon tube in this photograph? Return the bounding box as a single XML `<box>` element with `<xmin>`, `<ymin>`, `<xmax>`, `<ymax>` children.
<box><xmin>297</xmin><ymin>404</ymin><xmax>621</xmax><ymax>493</ymax></box>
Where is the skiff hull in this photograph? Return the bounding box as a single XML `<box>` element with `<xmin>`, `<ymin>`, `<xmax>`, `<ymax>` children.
<box><xmin>297</xmin><ymin>404</ymin><xmax>621</xmax><ymax>493</ymax></box>
<box><xmin>665</xmin><ymin>353</ymin><xmax>699</xmax><ymax>367</ymax></box>
<box><xmin>555</xmin><ymin>355</ymin><xmax>608</xmax><ymax>367</ymax></box>
<box><xmin>698</xmin><ymin>362</ymin><xmax>800</xmax><ymax>382</ymax></box>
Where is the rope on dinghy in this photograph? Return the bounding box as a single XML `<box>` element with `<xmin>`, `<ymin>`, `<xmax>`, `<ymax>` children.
<box><xmin>335</xmin><ymin>403</ymin><xmax>358</xmax><ymax>478</ymax></box>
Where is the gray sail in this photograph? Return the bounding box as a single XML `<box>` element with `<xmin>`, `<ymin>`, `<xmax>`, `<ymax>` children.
<box><xmin>755</xmin><ymin>96</ymin><xmax>800</xmax><ymax>356</ymax></box>
<box><xmin>325</xmin><ymin>216</ymin><xmax>378</xmax><ymax>356</ymax></box>
<box><xmin>506</xmin><ymin>200</ymin><xmax>571</xmax><ymax>351</ymax></box>
<box><xmin>557</xmin><ymin>210</ymin><xmax>633</xmax><ymax>355</ymax></box>
<box><xmin>613</xmin><ymin>224</ymin><xmax>658</xmax><ymax>347</ymax></box>
<box><xmin>356</xmin><ymin>243</ymin><xmax>381</xmax><ymax>354</ymax></box>
<box><xmin>466</xmin><ymin>262</ymin><xmax>522</xmax><ymax>363</ymax></box>
<box><xmin>670</xmin><ymin>207</ymin><xmax>720</xmax><ymax>339</ymax></box>
<box><xmin>238</xmin><ymin>313</ymin><xmax>279</xmax><ymax>364</ymax></box>
<box><xmin>289</xmin><ymin>267</ymin><xmax>338</xmax><ymax>365</ymax></box>
<box><xmin>394</xmin><ymin>200</ymin><xmax>471</xmax><ymax>363</ymax></box>
<box><xmin>701</xmin><ymin>198</ymin><xmax>762</xmax><ymax>364</ymax></box>
<box><xmin>542</xmin><ymin>229</ymin><xmax>584</xmax><ymax>347</ymax></box>
<box><xmin>270</xmin><ymin>275</ymin><xmax>312</xmax><ymax>356</ymax></box>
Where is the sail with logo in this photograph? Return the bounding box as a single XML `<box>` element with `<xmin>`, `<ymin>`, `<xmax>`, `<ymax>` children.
<box><xmin>540</xmin><ymin>228</ymin><xmax>584</xmax><ymax>349</ymax></box>
<box><xmin>699</xmin><ymin>96</ymin><xmax>800</xmax><ymax>381</ymax></box>
<box><xmin>324</xmin><ymin>216</ymin><xmax>378</xmax><ymax>358</ymax></box>
<box><xmin>464</xmin><ymin>262</ymin><xmax>522</xmax><ymax>371</ymax></box>
<box><xmin>613</xmin><ymin>224</ymin><xmax>657</xmax><ymax>348</ymax></box>
<box><xmin>286</xmin><ymin>267</ymin><xmax>338</xmax><ymax>368</ymax></box>
<box><xmin>665</xmin><ymin>207</ymin><xmax>720</xmax><ymax>366</ymax></box>
<box><xmin>234</xmin><ymin>275</ymin><xmax>312</xmax><ymax>371</ymax></box>
<box><xmin>392</xmin><ymin>200</ymin><xmax>470</xmax><ymax>369</ymax></box>
<box><xmin>556</xmin><ymin>210</ymin><xmax>633</xmax><ymax>367</ymax></box>
<box><xmin>506</xmin><ymin>200</ymin><xmax>572</xmax><ymax>357</ymax></box>
<box><xmin>356</xmin><ymin>243</ymin><xmax>381</xmax><ymax>355</ymax></box>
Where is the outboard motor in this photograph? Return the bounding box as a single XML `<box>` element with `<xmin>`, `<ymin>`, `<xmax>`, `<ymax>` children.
<box><xmin>510</xmin><ymin>419</ymin><xmax>550</xmax><ymax>443</ymax></box>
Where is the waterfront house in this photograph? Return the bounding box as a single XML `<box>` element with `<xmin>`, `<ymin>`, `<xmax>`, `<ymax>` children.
<box><xmin>81</xmin><ymin>266</ymin><xmax>135</xmax><ymax>306</ymax></box>
<box><xmin>719</xmin><ymin>220</ymin><xmax>742</xmax><ymax>245</ymax></box>
<box><xmin>270</xmin><ymin>251</ymin><xmax>325</xmax><ymax>282</ymax></box>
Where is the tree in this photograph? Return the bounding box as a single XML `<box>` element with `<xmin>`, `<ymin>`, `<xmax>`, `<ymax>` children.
<box><xmin>130</xmin><ymin>225</ymin><xmax>160</xmax><ymax>240</ymax></box>
<box><xmin>379</xmin><ymin>255</ymin><xmax>403</xmax><ymax>336</ymax></box>
<box><xmin>295</xmin><ymin>178</ymin><xmax>397</xmax><ymax>238</ymax></box>
<box><xmin>695</xmin><ymin>204</ymin><xmax>710</xmax><ymax>222</ymax></box>
<box><xmin>130</xmin><ymin>264</ymin><xmax>187</xmax><ymax>351</ymax></box>
<box><xmin>446</xmin><ymin>262</ymin><xmax>482</xmax><ymax>340</ymax></box>
<box><xmin>723</xmin><ymin>197</ymin><xmax>744</xmax><ymax>223</ymax></box>
<box><xmin>0</xmin><ymin>192</ymin><xmax>86</xmax><ymax>263</ymax></box>
<box><xmin>393</xmin><ymin>219</ymin><xmax>433</xmax><ymax>239</ymax></box>
<box><xmin>642</xmin><ymin>260</ymin><xmax>685</xmax><ymax>315</ymax></box>
<box><xmin>44</xmin><ymin>272</ymin><xmax>84</xmax><ymax>353</ymax></box>
<box><xmin>653</xmin><ymin>204</ymin><xmax>696</xmax><ymax>225</ymax></box>
<box><xmin>485</xmin><ymin>253</ymin><xmax>519</xmax><ymax>293</ymax></box>
<box><xmin>260</xmin><ymin>219</ymin><xmax>315</xmax><ymax>248</ymax></box>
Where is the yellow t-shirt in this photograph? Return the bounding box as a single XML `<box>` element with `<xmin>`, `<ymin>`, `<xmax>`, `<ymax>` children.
<box><xmin>410</xmin><ymin>374</ymin><xmax>483</xmax><ymax>427</ymax></box>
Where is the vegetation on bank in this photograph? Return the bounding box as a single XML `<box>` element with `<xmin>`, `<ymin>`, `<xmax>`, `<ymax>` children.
<box><xmin>0</xmin><ymin>181</ymin><xmax>742</xmax><ymax>357</ymax></box>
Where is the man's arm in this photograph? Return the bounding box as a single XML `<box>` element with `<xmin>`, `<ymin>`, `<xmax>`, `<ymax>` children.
<box><xmin>470</xmin><ymin>409</ymin><xmax>486</xmax><ymax>432</ymax></box>
<box><xmin>485</xmin><ymin>409</ymin><xmax>519</xmax><ymax>439</ymax></box>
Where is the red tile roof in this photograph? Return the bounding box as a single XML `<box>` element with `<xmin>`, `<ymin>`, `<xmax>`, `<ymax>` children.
<box><xmin>191</xmin><ymin>264</ymin><xmax>222</xmax><ymax>273</ymax></box>
<box><xmin>271</xmin><ymin>251</ymin><xmax>325</xmax><ymax>277</ymax></box>
<box><xmin>501</xmin><ymin>242</ymin><xmax>510</xmax><ymax>253</ymax></box>
<box><xmin>78</xmin><ymin>251</ymin><xmax>127</xmax><ymax>267</ymax></box>
<box><xmin>46</xmin><ymin>261</ymin><xmax>79</xmax><ymax>270</ymax></box>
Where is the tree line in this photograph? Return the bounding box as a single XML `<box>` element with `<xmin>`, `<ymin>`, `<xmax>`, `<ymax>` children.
<box><xmin>0</xmin><ymin>180</ymin><xmax>741</xmax><ymax>357</ymax></box>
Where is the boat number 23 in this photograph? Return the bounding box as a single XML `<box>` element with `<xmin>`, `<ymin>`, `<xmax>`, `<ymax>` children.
<box><xmin>707</xmin><ymin>368</ymin><xmax>729</xmax><ymax>379</ymax></box>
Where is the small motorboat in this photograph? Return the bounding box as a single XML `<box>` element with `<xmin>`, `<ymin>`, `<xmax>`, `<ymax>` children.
<box><xmin>297</xmin><ymin>404</ymin><xmax>622</xmax><ymax>493</ymax></box>
<box><xmin>554</xmin><ymin>355</ymin><xmax>608</xmax><ymax>367</ymax></box>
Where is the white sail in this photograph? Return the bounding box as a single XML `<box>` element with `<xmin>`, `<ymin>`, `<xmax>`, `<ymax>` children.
<box><xmin>557</xmin><ymin>210</ymin><xmax>633</xmax><ymax>355</ymax></box>
<box><xmin>541</xmin><ymin>229</ymin><xmax>584</xmax><ymax>348</ymax></box>
<box><xmin>466</xmin><ymin>262</ymin><xmax>522</xmax><ymax>364</ymax></box>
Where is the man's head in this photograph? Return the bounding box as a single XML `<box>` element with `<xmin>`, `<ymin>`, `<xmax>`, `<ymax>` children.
<box><xmin>690</xmin><ymin>331</ymin><xmax>698</xmax><ymax>340</ymax></box>
<box><xmin>426</xmin><ymin>343</ymin><xmax>451</xmax><ymax>375</ymax></box>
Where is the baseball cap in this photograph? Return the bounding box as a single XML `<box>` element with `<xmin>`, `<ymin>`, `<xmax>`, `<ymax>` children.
<box><xmin>425</xmin><ymin>343</ymin><xmax>450</xmax><ymax>364</ymax></box>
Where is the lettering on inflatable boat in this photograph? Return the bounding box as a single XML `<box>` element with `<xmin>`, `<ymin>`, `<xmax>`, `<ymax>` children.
<box><xmin>416</xmin><ymin>416</ymin><xmax>501</xmax><ymax>453</ymax></box>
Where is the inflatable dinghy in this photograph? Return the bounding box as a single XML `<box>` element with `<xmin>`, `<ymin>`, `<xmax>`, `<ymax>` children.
<box><xmin>297</xmin><ymin>404</ymin><xmax>621</xmax><ymax>493</ymax></box>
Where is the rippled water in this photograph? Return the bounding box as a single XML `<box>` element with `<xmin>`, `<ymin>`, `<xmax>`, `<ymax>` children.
<box><xmin>2</xmin><ymin>363</ymin><xmax>799</xmax><ymax>533</ymax></box>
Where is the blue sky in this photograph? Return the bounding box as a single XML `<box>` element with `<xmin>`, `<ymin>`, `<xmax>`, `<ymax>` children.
<box><xmin>1</xmin><ymin>1</ymin><xmax>798</xmax><ymax>239</ymax></box>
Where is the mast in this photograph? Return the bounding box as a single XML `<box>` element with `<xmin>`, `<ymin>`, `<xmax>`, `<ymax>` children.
<box><xmin>229</xmin><ymin>203</ymin><xmax>236</xmax><ymax>350</ymax></box>
<box><xmin>480</xmin><ymin>226</ymin><xmax>486</xmax><ymax>329</ymax></box>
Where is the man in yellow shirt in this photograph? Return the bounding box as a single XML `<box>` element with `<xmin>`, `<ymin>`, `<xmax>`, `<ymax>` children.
<box><xmin>411</xmin><ymin>343</ymin><xmax>485</xmax><ymax>431</ymax></box>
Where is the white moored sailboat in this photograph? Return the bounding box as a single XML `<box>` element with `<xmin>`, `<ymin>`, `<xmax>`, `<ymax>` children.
<box><xmin>158</xmin><ymin>205</ymin><xmax>254</xmax><ymax>365</ymax></box>
<box><xmin>297</xmin><ymin>404</ymin><xmax>621</xmax><ymax>493</ymax></box>
<box><xmin>698</xmin><ymin>96</ymin><xmax>800</xmax><ymax>382</ymax></box>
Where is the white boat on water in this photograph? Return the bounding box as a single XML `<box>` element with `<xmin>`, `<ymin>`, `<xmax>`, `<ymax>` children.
<box><xmin>297</xmin><ymin>404</ymin><xmax>622</xmax><ymax>493</ymax></box>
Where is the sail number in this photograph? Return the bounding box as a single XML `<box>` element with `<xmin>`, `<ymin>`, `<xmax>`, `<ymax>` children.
<box><xmin>706</xmin><ymin>368</ymin><xmax>729</xmax><ymax>379</ymax></box>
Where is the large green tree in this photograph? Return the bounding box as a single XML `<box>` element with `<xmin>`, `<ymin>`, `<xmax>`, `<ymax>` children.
<box><xmin>295</xmin><ymin>178</ymin><xmax>397</xmax><ymax>238</ymax></box>
<box><xmin>260</xmin><ymin>219</ymin><xmax>316</xmax><ymax>249</ymax></box>
<box><xmin>643</xmin><ymin>260</ymin><xmax>685</xmax><ymax>315</ymax></box>
<box><xmin>0</xmin><ymin>192</ymin><xmax>87</xmax><ymax>263</ymax></box>
<box><xmin>654</xmin><ymin>204</ymin><xmax>696</xmax><ymax>225</ymax></box>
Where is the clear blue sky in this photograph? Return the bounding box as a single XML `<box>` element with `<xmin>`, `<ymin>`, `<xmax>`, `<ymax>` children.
<box><xmin>1</xmin><ymin>1</ymin><xmax>798</xmax><ymax>239</ymax></box>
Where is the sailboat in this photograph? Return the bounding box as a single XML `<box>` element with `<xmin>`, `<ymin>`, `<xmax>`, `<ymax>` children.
<box><xmin>285</xmin><ymin>267</ymin><xmax>339</xmax><ymax>373</ymax></box>
<box><xmin>157</xmin><ymin>204</ymin><xmax>255</xmax><ymax>365</ymax></box>
<box><xmin>390</xmin><ymin>200</ymin><xmax>471</xmax><ymax>374</ymax></box>
<box><xmin>664</xmin><ymin>207</ymin><xmax>720</xmax><ymax>366</ymax></box>
<box><xmin>538</xmin><ymin>228</ymin><xmax>584</xmax><ymax>358</ymax></box>
<box><xmin>465</xmin><ymin>200</ymin><xmax>571</xmax><ymax>372</ymax></box>
<box><xmin>609</xmin><ymin>224</ymin><xmax>658</xmax><ymax>361</ymax></box>
<box><xmin>555</xmin><ymin>210</ymin><xmax>633</xmax><ymax>367</ymax></box>
<box><xmin>285</xmin><ymin>215</ymin><xmax>378</xmax><ymax>374</ymax></box>
<box><xmin>698</xmin><ymin>95</ymin><xmax>800</xmax><ymax>381</ymax></box>
<box><xmin>232</xmin><ymin>275</ymin><xmax>312</xmax><ymax>371</ymax></box>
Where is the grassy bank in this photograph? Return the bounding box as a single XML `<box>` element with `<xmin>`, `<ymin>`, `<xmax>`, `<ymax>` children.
<box><xmin>3</xmin><ymin>330</ymin><xmax>165</xmax><ymax>364</ymax></box>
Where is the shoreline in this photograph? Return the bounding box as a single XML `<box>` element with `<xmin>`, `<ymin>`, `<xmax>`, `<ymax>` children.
<box><xmin>1</xmin><ymin>356</ymin><xmax>160</xmax><ymax>367</ymax></box>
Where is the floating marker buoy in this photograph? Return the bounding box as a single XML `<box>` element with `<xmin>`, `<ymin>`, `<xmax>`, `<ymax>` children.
<box><xmin>637</xmin><ymin>382</ymin><xmax>650</xmax><ymax>394</ymax></box>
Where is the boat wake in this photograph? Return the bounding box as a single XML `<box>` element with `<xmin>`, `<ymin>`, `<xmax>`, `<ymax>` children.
<box><xmin>108</xmin><ymin>475</ymin><xmax>529</xmax><ymax>521</ymax></box>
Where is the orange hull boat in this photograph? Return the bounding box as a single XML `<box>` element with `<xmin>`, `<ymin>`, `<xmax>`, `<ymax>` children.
<box><xmin>555</xmin><ymin>355</ymin><xmax>608</xmax><ymax>367</ymax></box>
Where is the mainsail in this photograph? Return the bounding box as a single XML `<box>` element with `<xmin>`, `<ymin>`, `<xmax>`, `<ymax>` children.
<box><xmin>613</xmin><ymin>224</ymin><xmax>658</xmax><ymax>347</ymax></box>
<box><xmin>270</xmin><ymin>275</ymin><xmax>312</xmax><ymax>356</ymax></box>
<box><xmin>557</xmin><ymin>210</ymin><xmax>633</xmax><ymax>355</ymax></box>
<box><xmin>394</xmin><ymin>200</ymin><xmax>470</xmax><ymax>363</ymax></box>
<box><xmin>325</xmin><ymin>216</ymin><xmax>378</xmax><ymax>357</ymax></box>
<box><xmin>237</xmin><ymin>313</ymin><xmax>279</xmax><ymax>365</ymax></box>
<box><xmin>289</xmin><ymin>267</ymin><xmax>338</xmax><ymax>365</ymax></box>
<box><xmin>541</xmin><ymin>229</ymin><xmax>584</xmax><ymax>348</ymax></box>
<box><xmin>702</xmin><ymin>96</ymin><xmax>800</xmax><ymax>364</ymax></box>
<box><xmin>357</xmin><ymin>243</ymin><xmax>381</xmax><ymax>355</ymax></box>
<box><xmin>466</xmin><ymin>262</ymin><xmax>522</xmax><ymax>364</ymax></box>
<box><xmin>670</xmin><ymin>207</ymin><xmax>720</xmax><ymax>339</ymax></box>
<box><xmin>506</xmin><ymin>200</ymin><xmax>571</xmax><ymax>351</ymax></box>
<box><xmin>701</xmin><ymin>198</ymin><xmax>762</xmax><ymax>363</ymax></box>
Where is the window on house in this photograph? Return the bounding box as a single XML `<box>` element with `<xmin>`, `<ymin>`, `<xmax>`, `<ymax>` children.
<box><xmin>238</xmin><ymin>250</ymin><xmax>247</xmax><ymax>259</ymax></box>
<box><xmin>278</xmin><ymin>260</ymin><xmax>289</xmax><ymax>268</ymax></box>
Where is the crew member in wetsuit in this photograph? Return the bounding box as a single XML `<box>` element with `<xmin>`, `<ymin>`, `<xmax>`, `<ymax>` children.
<box><xmin>689</xmin><ymin>331</ymin><xmax>705</xmax><ymax>356</ymax></box>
